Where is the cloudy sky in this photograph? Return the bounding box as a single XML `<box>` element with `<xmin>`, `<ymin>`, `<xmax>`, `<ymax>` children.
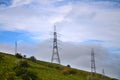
<box><xmin>0</xmin><ymin>0</ymin><xmax>120</xmax><ymax>79</ymax></box>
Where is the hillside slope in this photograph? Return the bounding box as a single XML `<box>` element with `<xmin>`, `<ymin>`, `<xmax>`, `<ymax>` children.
<box><xmin>0</xmin><ymin>52</ymin><xmax>118</xmax><ymax>80</ymax></box>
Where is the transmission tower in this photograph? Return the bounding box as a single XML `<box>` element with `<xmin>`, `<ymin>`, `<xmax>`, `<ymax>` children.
<box><xmin>51</xmin><ymin>25</ymin><xmax>61</xmax><ymax>64</ymax></box>
<box><xmin>15</xmin><ymin>41</ymin><xmax>18</xmax><ymax>54</ymax></box>
<box><xmin>91</xmin><ymin>48</ymin><xmax>96</xmax><ymax>78</ymax></box>
<box><xmin>102</xmin><ymin>69</ymin><xmax>105</xmax><ymax>78</ymax></box>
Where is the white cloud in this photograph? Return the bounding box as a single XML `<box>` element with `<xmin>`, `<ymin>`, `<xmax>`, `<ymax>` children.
<box><xmin>10</xmin><ymin>0</ymin><xmax>32</xmax><ymax>8</ymax></box>
<box><xmin>0</xmin><ymin>0</ymin><xmax>120</xmax><ymax>49</ymax></box>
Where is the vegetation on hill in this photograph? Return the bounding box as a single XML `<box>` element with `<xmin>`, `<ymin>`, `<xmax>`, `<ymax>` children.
<box><xmin>0</xmin><ymin>52</ymin><xmax>118</xmax><ymax>80</ymax></box>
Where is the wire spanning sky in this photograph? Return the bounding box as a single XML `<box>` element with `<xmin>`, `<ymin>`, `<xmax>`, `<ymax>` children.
<box><xmin>0</xmin><ymin>0</ymin><xmax>120</xmax><ymax>79</ymax></box>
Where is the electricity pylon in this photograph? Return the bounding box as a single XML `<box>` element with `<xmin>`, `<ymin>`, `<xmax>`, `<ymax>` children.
<box><xmin>15</xmin><ymin>41</ymin><xmax>17</xmax><ymax>54</ymax></box>
<box><xmin>51</xmin><ymin>25</ymin><xmax>61</xmax><ymax>64</ymax></box>
<box><xmin>102</xmin><ymin>69</ymin><xmax>105</xmax><ymax>78</ymax></box>
<box><xmin>91</xmin><ymin>48</ymin><xmax>96</xmax><ymax>79</ymax></box>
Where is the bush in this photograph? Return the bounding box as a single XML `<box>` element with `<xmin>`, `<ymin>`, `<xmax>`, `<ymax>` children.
<box><xmin>67</xmin><ymin>64</ymin><xmax>71</xmax><ymax>68</ymax></box>
<box><xmin>15</xmin><ymin>68</ymin><xmax>38</xmax><ymax>80</ymax></box>
<box><xmin>26</xmin><ymin>71</ymin><xmax>38</xmax><ymax>80</ymax></box>
<box><xmin>23</xmin><ymin>55</ymin><xmax>26</xmax><ymax>58</ymax></box>
<box><xmin>14</xmin><ymin>60</ymin><xmax>38</xmax><ymax>80</ymax></box>
<box><xmin>18</xmin><ymin>60</ymin><xmax>30</xmax><ymax>68</ymax></box>
<box><xmin>29</xmin><ymin>56</ymin><xmax>36</xmax><ymax>62</ymax></box>
<box><xmin>14</xmin><ymin>60</ymin><xmax>29</xmax><ymax>76</ymax></box>
<box><xmin>15</xmin><ymin>67</ymin><xmax>28</xmax><ymax>76</ymax></box>
<box><xmin>15</xmin><ymin>53</ymin><xmax>22</xmax><ymax>59</ymax></box>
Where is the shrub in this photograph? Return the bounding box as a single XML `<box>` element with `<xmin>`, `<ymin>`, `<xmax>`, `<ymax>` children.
<box><xmin>15</xmin><ymin>68</ymin><xmax>38</xmax><ymax>80</ymax></box>
<box><xmin>29</xmin><ymin>56</ymin><xmax>36</xmax><ymax>62</ymax></box>
<box><xmin>23</xmin><ymin>55</ymin><xmax>26</xmax><ymax>58</ymax></box>
<box><xmin>15</xmin><ymin>67</ymin><xmax>28</xmax><ymax>76</ymax></box>
<box><xmin>26</xmin><ymin>71</ymin><xmax>38</xmax><ymax>80</ymax></box>
<box><xmin>14</xmin><ymin>60</ymin><xmax>38</xmax><ymax>80</ymax></box>
<box><xmin>67</xmin><ymin>64</ymin><xmax>71</xmax><ymax>68</ymax></box>
<box><xmin>18</xmin><ymin>60</ymin><xmax>30</xmax><ymax>68</ymax></box>
<box><xmin>15</xmin><ymin>53</ymin><xmax>22</xmax><ymax>59</ymax></box>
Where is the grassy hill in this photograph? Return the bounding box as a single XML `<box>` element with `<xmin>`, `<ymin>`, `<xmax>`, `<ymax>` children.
<box><xmin>0</xmin><ymin>52</ymin><xmax>118</xmax><ymax>80</ymax></box>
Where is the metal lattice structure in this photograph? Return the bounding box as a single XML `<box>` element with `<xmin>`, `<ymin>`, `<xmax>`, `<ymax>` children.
<box><xmin>102</xmin><ymin>69</ymin><xmax>105</xmax><ymax>78</ymax></box>
<box><xmin>15</xmin><ymin>41</ymin><xmax>17</xmax><ymax>54</ymax></box>
<box><xmin>51</xmin><ymin>25</ymin><xmax>61</xmax><ymax>64</ymax></box>
<box><xmin>91</xmin><ymin>48</ymin><xmax>96</xmax><ymax>77</ymax></box>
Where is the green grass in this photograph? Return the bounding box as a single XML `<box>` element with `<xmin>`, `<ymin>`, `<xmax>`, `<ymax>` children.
<box><xmin>0</xmin><ymin>52</ymin><xmax>118</xmax><ymax>80</ymax></box>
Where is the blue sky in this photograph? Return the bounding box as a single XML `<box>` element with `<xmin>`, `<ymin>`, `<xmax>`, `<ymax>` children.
<box><xmin>0</xmin><ymin>0</ymin><xmax>120</xmax><ymax>79</ymax></box>
<box><xmin>0</xmin><ymin>31</ymin><xmax>38</xmax><ymax>44</ymax></box>
<box><xmin>0</xmin><ymin>0</ymin><xmax>12</xmax><ymax>6</ymax></box>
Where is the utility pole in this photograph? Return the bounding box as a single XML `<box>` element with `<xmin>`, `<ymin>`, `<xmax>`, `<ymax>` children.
<box><xmin>51</xmin><ymin>25</ymin><xmax>61</xmax><ymax>64</ymax></box>
<box><xmin>91</xmin><ymin>48</ymin><xmax>96</xmax><ymax>79</ymax></box>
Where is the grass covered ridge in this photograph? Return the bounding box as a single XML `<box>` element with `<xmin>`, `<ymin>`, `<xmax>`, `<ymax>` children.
<box><xmin>0</xmin><ymin>52</ymin><xmax>118</xmax><ymax>80</ymax></box>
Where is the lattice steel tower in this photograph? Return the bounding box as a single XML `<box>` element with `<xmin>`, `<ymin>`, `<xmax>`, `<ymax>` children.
<box><xmin>91</xmin><ymin>48</ymin><xmax>96</xmax><ymax>77</ymax></box>
<box><xmin>15</xmin><ymin>41</ymin><xmax>18</xmax><ymax>54</ymax></box>
<box><xmin>102</xmin><ymin>69</ymin><xmax>105</xmax><ymax>78</ymax></box>
<box><xmin>51</xmin><ymin>25</ymin><xmax>61</xmax><ymax>64</ymax></box>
